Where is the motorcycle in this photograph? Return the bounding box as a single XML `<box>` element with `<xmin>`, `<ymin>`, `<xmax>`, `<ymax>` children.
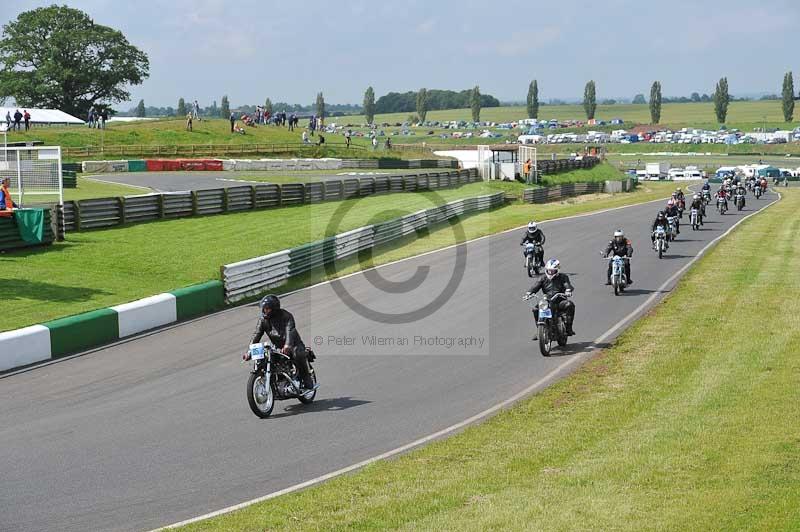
<box><xmin>653</xmin><ymin>226</ymin><xmax>668</xmax><ymax>259</ymax></box>
<box><xmin>690</xmin><ymin>207</ymin><xmax>700</xmax><ymax>230</ymax></box>
<box><xmin>717</xmin><ymin>196</ymin><xmax>727</xmax><ymax>215</ymax></box>
<box><xmin>702</xmin><ymin>190</ymin><xmax>711</xmax><ymax>205</ymax></box>
<box><xmin>677</xmin><ymin>199</ymin><xmax>685</xmax><ymax>219</ymax></box>
<box><xmin>522</xmin><ymin>242</ymin><xmax>543</xmax><ymax>277</ymax></box>
<box><xmin>735</xmin><ymin>192</ymin><xmax>745</xmax><ymax>211</ymax></box>
<box><xmin>244</xmin><ymin>343</ymin><xmax>318</xmax><ymax>418</ymax></box>
<box><xmin>603</xmin><ymin>255</ymin><xmax>630</xmax><ymax>296</ymax></box>
<box><xmin>754</xmin><ymin>185</ymin><xmax>762</xmax><ymax>199</ymax></box>
<box><xmin>524</xmin><ymin>291</ymin><xmax>570</xmax><ymax>356</ymax></box>
<box><xmin>666</xmin><ymin>215</ymin><xmax>678</xmax><ymax>241</ymax></box>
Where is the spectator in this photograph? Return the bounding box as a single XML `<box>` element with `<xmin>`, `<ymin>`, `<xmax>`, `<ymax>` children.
<box><xmin>318</xmin><ymin>133</ymin><xmax>325</xmax><ymax>146</ymax></box>
<box><xmin>88</xmin><ymin>106</ymin><xmax>95</xmax><ymax>128</ymax></box>
<box><xmin>100</xmin><ymin>109</ymin><xmax>108</xmax><ymax>129</ymax></box>
<box><xmin>23</xmin><ymin>110</ymin><xmax>30</xmax><ymax>131</ymax></box>
<box><xmin>372</xmin><ymin>136</ymin><xmax>378</xmax><ymax>150</ymax></box>
<box><xmin>230</xmin><ymin>111</ymin><xmax>236</xmax><ymax>133</ymax></box>
<box><xmin>193</xmin><ymin>100</ymin><xmax>200</xmax><ymax>120</ymax></box>
<box><xmin>302</xmin><ymin>130</ymin><xmax>309</xmax><ymax>144</ymax></box>
<box><xmin>345</xmin><ymin>129</ymin><xmax>351</xmax><ymax>148</ymax></box>
<box><xmin>288</xmin><ymin>113</ymin><xmax>295</xmax><ymax>131</ymax></box>
<box><xmin>0</xmin><ymin>177</ymin><xmax>18</xmax><ymax>216</ymax></box>
<box><xmin>13</xmin><ymin>109</ymin><xmax>22</xmax><ymax>131</ymax></box>
<box><xmin>186</xmin><ymin>112</ymin><xmax>193</xmax><ymax>131</ymax></box>
<box><xmin>5</xmin><ymin>111</ymin><xmax>10</xmax><ymax>129</ymax></box>
<box><xmin>384</xmin><ymin>137</ymin><xmax>391</xmax><ymax>150</ymax></box>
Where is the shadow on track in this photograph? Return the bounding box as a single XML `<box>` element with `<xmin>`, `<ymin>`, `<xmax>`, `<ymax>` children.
<box><xmin>548</xmin><ymin>341</ymin><xmax>613</xmax><ymax>357</ymax></box>
<box><xmin>272</xmin><ymin>397</ymin><xmax>372</xmax><ymax>418</ymax></box>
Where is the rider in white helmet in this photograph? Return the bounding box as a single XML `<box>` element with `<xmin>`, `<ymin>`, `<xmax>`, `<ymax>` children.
<box><xmin>520</xmin><ymin>221</ymin><xmax>546</xmax><ymax>267</ymax></box>
<box><xmin>603</xmin><ymin>229</ymin><xmax>633</xmax><ymax>285</ymax></box>
<box><xmin>525</xmin><ymin>258</ymin><xmax>576</xmax><ymax>337</ymax></box>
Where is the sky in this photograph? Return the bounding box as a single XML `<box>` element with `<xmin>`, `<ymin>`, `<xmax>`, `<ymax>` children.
<box><xmin>3</xmin><ymin>0</ymin><xmax>800</xmax><ymax>109</ymax></box>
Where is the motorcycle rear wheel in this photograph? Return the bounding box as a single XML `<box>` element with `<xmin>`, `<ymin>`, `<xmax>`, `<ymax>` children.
<box><xmin>247</xmin><ymin>373</ymin><xmax>275</xmax><ymax>418</ymax></box>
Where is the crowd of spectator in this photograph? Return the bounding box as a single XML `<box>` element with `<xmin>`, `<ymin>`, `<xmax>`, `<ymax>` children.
<box><xmin>4</xmin><ymin>109</ymin><xmax>30</xmax><ymax>131</ymax></box>
<box><xmin>86</xmin><ymin>106</ymin><xmax>108</xmax><ymax>129</ymax></box>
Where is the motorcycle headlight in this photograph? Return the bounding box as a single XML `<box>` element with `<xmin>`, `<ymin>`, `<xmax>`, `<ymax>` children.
<box><xmin>538</xmin><ymin>301</ymin><xmax>549</xmax><ymax>310</ymax></box>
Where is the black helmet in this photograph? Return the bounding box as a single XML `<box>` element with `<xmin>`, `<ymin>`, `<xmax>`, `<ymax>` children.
<box><xmin>657</xmin><ymin>211</ymin><xmax>665</xmax><ymax>219</ymax></box>
<box><xmin>260</xmin><ymin>294</ymin><xmax>280</xmax><ymax>315</ymax></box>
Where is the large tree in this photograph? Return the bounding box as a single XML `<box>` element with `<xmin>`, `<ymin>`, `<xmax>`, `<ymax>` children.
<box><xmin>583</xmin><ymin>80</ymin><xmax>597</xmax><ymax>119</ymax></box>
<box><xmin>315</xmin><ymin>91</ymin><xmax>325</xmax><ymax>121</ymax></box>
<box><xmin>416</xmin><ymin>87</ymin><xmax>428</xmax><ymax>122</ymax></box>
<box><xmin>177</xmin><ymin>98</ymin><xmax>186</xmax><ymax>117</ymax></box>
<box><xmin>0</xmin><ymin>5</ymin><xmax>149</xmax><ymax>119</ymax></box>
<box><xmin>363</xmin><ymin>86</ymin><xmax>376</xmax><ymax>125</ymax></box>
<box><xmin>470</xmin><ymin>85</ymin><xmax>481</xmax><ymax>122</ymax></box>
<box><xmin>649</xmin><ymin>81</ymin><xmax>662</xmax><ymax>124</ymax></box>
<box><xmin>782</xmin><ymin>71</ymin><xmax>794</xmax><ymax>122</ymax></box>
<box><xmin>135</xmin><ymin>99</ymin><xmax>145</xmax><ymax>118</ymax></box>
<box><xmin>526</xmin><ymin>80</ymin><xmax>539</xmax><ymax>119</ymax></box>
<box><xmin>220</xmin><ymin>95</ymin><xmax>230</xmax><ymax>118</ymax></box>
<box><xmin>714</xmin><ymin>77</ymin><xmax>729</xmax><ymax>123</ymax></box>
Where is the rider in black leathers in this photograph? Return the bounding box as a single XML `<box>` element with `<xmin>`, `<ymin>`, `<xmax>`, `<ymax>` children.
<box><xmin>520</xmin><ymin>221</ymin><xmax>546</xmax><ymax>267</ymax></box>
<box><xmin>604</xmin><ymin>229</ymin><xmax>633</xmax><ymax>285</ymax></box>
<box><xmin>689</xmin><ymin>194</ymin><xmax>705</xmax><ymax>224</ymax></box>
<box><xmin>665</xmin><ymin>200</ymin><xmax>681</xmax><ymax>234</ymax></box>
<box><xmin>526</xmin><ymin>258</ymin><xmax>575</xmax><ymax>337</ymax></box>
<box><xmin>651</xmin><ymin>211</ymin><xmax>670</xmax><ymax>247</ymax></box>
<box><xmin>249</xmin><ymin>295</ymin><xmax>315</xmax><ymax>390</ymax></box>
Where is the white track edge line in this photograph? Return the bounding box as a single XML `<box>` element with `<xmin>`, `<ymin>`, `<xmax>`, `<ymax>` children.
<box><xmin>155</xmin><ymin>187</ymin><xmax>778</xmax><ymax>531</ymax></box>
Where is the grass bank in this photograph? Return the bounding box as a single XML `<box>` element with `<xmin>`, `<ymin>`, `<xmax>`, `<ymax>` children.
<box><xmin>0</xmin><ymin>179</ymin><xmax>676</xmax><ymax>332</ymax></box>
<box><xmin>180</xmin><ymin>189</ymin><xmax>799</xmax><ymax>532</ymax></box>
<box><xmin>538</xmin><ymin>161</ymin><xmax>624</xmax><ymax>186</ymax></box>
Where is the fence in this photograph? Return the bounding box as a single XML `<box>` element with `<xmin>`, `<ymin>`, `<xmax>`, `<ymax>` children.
<box><xmin>61</xmin><ymin>168</ymin><xmax>480</xmax><ymax>231</ymax></box>
<box><xmin>536</xmin><ymin>156</ymin><xmax>599</xmax><ymax>175</ymax></box>
<box><xmin>221</xmin><ymin>192</ymin><xmax>506</xmax><ymax>303</ymax></box>
<box><xmin>522</xmin><ymin>178</ymin><xmax>637</xmax><ymax>203</ymax></box>
<box><xmin>0</xmin><ymin>145</ymin><xmax>63</xmax><ymax>205</ymax></box>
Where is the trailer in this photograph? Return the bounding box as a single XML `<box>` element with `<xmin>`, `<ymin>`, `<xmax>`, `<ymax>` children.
<box><xmin>645</xmin><ymin>162</ymin><xmax>670</xmax><ymax>180</ymax></box>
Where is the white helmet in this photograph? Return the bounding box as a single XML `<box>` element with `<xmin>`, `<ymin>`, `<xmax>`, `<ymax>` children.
<box><xmin>614</xmin><ymin>229</ymin><xmax>624</xmax><ymax>238</ymax></box>
<box><xmin>693</xmin><ymin>193</ymin><xmax>700</xmax><ymax>199</ymax></box>
<box><xmin>545</xmin><ymin>258</ymin><xmax>560</xmax><ymax>279</ymax></box>
<box><xmin>527</xmin><ymin>221</ymin><xmax>537</xmax><ymax>233</ymax></box>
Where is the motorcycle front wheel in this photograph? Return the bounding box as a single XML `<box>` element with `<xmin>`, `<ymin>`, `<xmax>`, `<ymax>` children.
<box><xmin>538</xmin><ymin>324</ymin><xmax>551</xmax><ymax>356</ymax></box>
<box><xmin>247</xmin><ymin>372</ymin><xmax>275</xmax><ymax>418</ymax></box>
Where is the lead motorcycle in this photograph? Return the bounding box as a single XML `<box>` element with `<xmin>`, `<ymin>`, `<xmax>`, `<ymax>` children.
<box><xmin>606</xmin><ymin>255</ymin><xmax>630</xmax><ymax>296</ymax></box>
<box><xmin>653</xmin><ymin>226</ymin><xmax>668</xmax><ymax>259</ymax></box>
<box><xmin>245</xmin><ymin>343</ymin><xmax>318</xmax><ymax>418</ymax></box>
<box><xmin>524</xmin><ymin>291</ymin><xmax>570</xmax><ymax>356</ymax></box>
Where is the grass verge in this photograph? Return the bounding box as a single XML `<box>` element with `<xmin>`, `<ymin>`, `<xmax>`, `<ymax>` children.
<box><xmin>0</xmin><ymin>181</ymin><xmax>675</xmax><ymax>332</ymax></box>
<box><xmin>179</xmin><ymin>189</ymin><xmax>800</xmax><ymax>532</ymax></box>
<box><xmin>62</xmin><ymin>177</ymin><xmax>148</xmax><ymax>201</ymax></box>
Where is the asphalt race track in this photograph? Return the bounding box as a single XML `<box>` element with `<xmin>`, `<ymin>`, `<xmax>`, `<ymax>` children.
<box><xmin>0</xmin><ymin>188</ymin><xmax>778</xmax><ymax>532</ymax></box>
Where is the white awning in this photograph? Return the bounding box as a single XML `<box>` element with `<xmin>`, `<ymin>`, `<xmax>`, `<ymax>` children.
<box><xmin>0</xmin><ymin>106</ymin><xmax>84</xmax><ymax>125</ymax></box>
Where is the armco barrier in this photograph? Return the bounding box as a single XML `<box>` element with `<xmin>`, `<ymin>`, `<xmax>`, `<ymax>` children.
<box><xmin>522</xmin><ymin>179</ymin><xmax>636</xmax><ymax>204</ymax></box>
<box><xmin>221</xmin><ymin>192</ymin><xmax>505</xmax><ymax>303</ymax></box>
<box><xmin>0</xmin><ymin>281</ymin><xmax>227</xmax><ymax>372</ymax></box>
<box><xmin>61</xmin><ymin>168</ymin><xmax>481</xmax><ymax>232</ymax></box>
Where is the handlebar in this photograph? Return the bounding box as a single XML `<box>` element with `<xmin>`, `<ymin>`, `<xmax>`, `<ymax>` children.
<box><xmin>523</xmin><ymin>291</ymin><xmax>571</xmax><ymax>301</ymax></box>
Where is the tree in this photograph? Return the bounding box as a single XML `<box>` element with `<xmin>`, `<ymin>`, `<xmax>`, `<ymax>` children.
<box><xmin>315</xmin><ymin>91</ymin><xmax>325</xmax><ymax>121</ymax></box>
<box><xmin>470</xmin><ymin>85</ymin><xmax>481</xmax><ymax>122</ymax></box>
<box><xmin>583</xmin><ymin>80</ymin><xmax>596</xmax><ymax>119</ymax></box>
<box><xmin>649</xmin><ymin>81</ymin><xmax>662</xmax><ymax>124</ymax></box>
<box><xmin>221</xmin><ymin>95</ymin><xmax>230</xmax><ymax>118</ymax></box>
<box><xmin>135</xmin><ymin>99</ymin><xmax>146</xmax><ymax>118</ymax></box>
<box><xmin>177</xmin><ymin>98</ymin><xmax>186</xmax><ymax>117</ymax></box>
<box><xmin>264</xmin><ymin>97</ymin><xmax>273</xmax><ymax>116</ymax></box>
<box><xmin>0</xmin><ymin>5</ymin><xmax>149</xmax><ymax>119</ymax></box>
<box><xmin>416</xmin><ymin>87</ymin><xmax>428</xmax><ymax>122</ymax></box>
<box><xmin>363</xmin><ymin>86</ymin><xmax>376</xmax><ymax>125</ymax></box>
<box><xmin>713</xmin><ymin>77</ymin><xmax>729</xmax><ymax>123</ymax></box>
<box><xmin>632</xmin><ymin>93</ymin><xmax>646</xmax><ymax>104</ymax></box>
<box><xmin>526</xmin><ymin>80</ymin><xmax>539</xmax><ymax>119</ymax></box>
<box><xmin>691</xmin><ymin>92</ymin><xmax>701</xmax><ymax>103</ymax></box>
<box><xmin>782</xmin><ymin>71</ymin><xmax>794</xmax><ymax>122</ymax></box>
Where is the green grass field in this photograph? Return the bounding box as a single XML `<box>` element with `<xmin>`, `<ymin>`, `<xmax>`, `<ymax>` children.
<box><xmin>180</xmin><ymin>189</ymin><xmax>800</xmax><ymax>532</ymax></box>
<box><xmin>0</xmin><ymin>177</ymin><xmax>673</xmax><ymax>332</ymax></box>
<box><xmin>341</xmin><ymin>100</ymin><xmax>799</xmax><ymax>132</ymax></box>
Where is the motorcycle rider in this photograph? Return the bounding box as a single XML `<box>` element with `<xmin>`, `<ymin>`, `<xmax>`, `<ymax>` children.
<box><xmin>604</xmin><ymin>229</ymin><xmax>633</xmax><ymax>285</ymax></box>
<box><xmin>735</xmin><ymin>181</ymin><xmax>747</xmax><ymax>208</ymax></box>
<box><xmin>651</xmin><ymin>211</ymin><xmax>670</xmax><ymax>248</ymax></box>
<box><xmin>665</xmin><ymin>199</ymin><xmax>681</xmax><ymax>234</ymax></box>
<box><xmin>520</xmin><ymin>221</ymin><xmax>546</xmax><ymax>268</ymax></box>
<box><xmin>247</xmin><ymin>294</ymin><xmax>316</xmax><ymax>392</ymax></box>
<box><xmin>716</xmin><ymin>186</ymin><xmax>729</xmax><ymax>210</ymax></box>
<box><xmin>689</xmin><ymin>193</ymin><xmax>705</xmax><ymax>224</ymax></box>
<box><xmin>525</xmin><ymin>258</ymin><xmax>576</xmax><ymax>337</ymax></box>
